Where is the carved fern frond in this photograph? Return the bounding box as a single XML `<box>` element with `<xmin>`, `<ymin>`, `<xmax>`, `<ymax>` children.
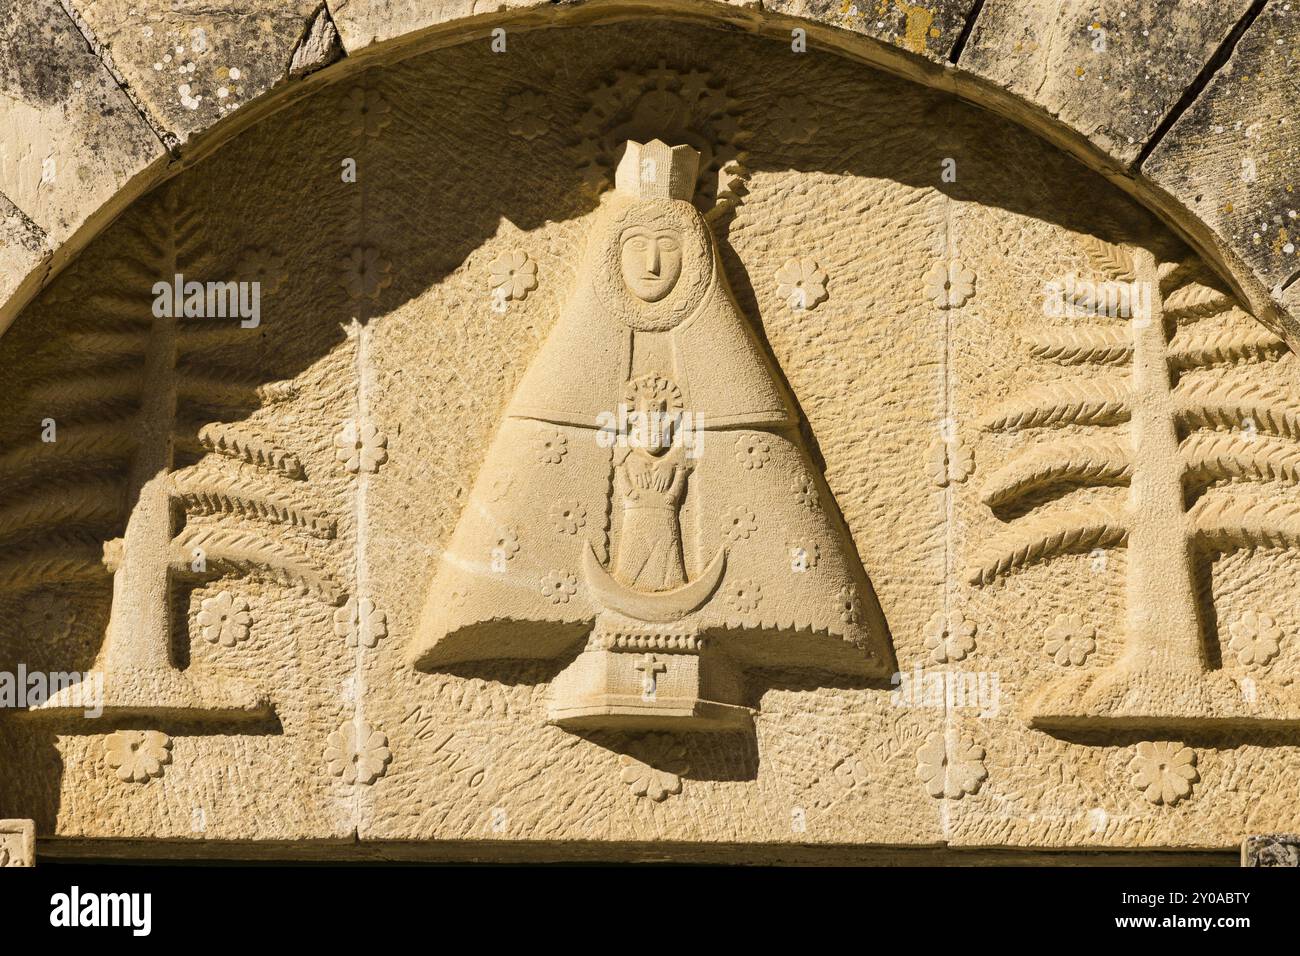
<box><xmin>982</xmin><ymin>379</ymin><xmax>1131</xmax><ymax>432</ymax></box>
<box><xmin>1190</xmin><ymin>495</ymin><xmax>1300</xmax><ymax>553</ymax></box>
<box><xmin>26</xmin><ymin>369</ymin><xmax>142</xmax><ymax>411</ymax></box>
<box><xmin>966</xmin><ymin>504</ymin><xmax>1128</xmax><ymax>585</ymax></box>
<box><xmin>1168</xmin><ymin>327</ymin><xmax>1288</xmax><ymax>370</ymax></box>
<box><xmin>1023</xmin><ymin>325</ymin><xmax>1132</xmax><ymax>366</ymax></box>
<box><xmin>0</xmin><ymin>424</ymin><xmax>135</xmax><ymax>483</ymax></box>
<box><xmin>1162</xmin><ymin>282</ymin><xmax>1233</xmax><ymax>321</ymax></box>
<box><xmin>0</xmin><ymin>532</ymin><xmax>109</xmax><ymax>595</ymax></box>
<box><xmin>170</xmin><ymin>526</ymin><xmax>343</xmax><ymax>603</ymax></box>
<box><xmin>0</xmin><ymin>479</ymin><xmax>123</xmax><ymax>547</ymax></box>
<box><xmin>77</xmin><ymin>291</ymin><xmax>157</xmax><ymax>318</ymax></box>
<box><xmin>1181</xmin><ymin>433</ymin><xmax>1300</xmax><ymax>488</ymax></box>
<box><xmin>980</xmin><ymin>437</ymin><xmax>1132</xmax><ymax>508</ymax></box>
<box><xmin>172</xmin><ymin>472</ymin><xmax>335</xmax><ymax>538</ymax></box>
<box><xmin>182</xmin><ymin>422</ymin><xmax>305</xmax><ymax>479</ymax></box>
<box><xmin>176</xmin><ymin>322</ymin><xmax>262</xmax><ymax>353</ymax></box>
<box><xmin>1080</xmin><ymin>236</ymin><xmax>1135</xmax><ymax>281</ymax></box>
<box><xmin>176</xmin><ymin>370</ymin><xmax>298</xmax><ymax>409</ymax></box>
<box><xmin>1157</xmin><ymin>258</ymin><xmax>1198</xmax><ymax>294</ymax></box>
<box><xmin>58</xmin><ymin>329</ymin><xmax>148</xmax><ymax>357</ymax></box>
<box><xmin>1176</xmin><ymin>378</ymin><xmax>1300</xmax><ymax>441</ymax></box>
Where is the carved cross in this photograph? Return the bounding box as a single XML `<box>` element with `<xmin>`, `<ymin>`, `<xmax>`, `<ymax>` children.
<box><xmin>634</xmin><ymin>654</ymin><xmax>668</xmax><ymax>698</ymax></box>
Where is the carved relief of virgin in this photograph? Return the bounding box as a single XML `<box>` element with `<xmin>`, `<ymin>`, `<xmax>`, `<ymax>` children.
<box><xmin>409</xmin><ymin>140</ymin><xmax>894</xmax><ymax>731</ymax></box>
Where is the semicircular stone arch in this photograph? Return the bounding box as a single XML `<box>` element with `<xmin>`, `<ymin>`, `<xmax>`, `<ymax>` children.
<box><xmin>2</xmin><ymin>13</ymin><xmax>1299</xmax><ymax>860</ymax></box>
<box><xmin>1</xmin><ymin>1</ymin><xmax>1296</xmax><ymax>349</ymax></box>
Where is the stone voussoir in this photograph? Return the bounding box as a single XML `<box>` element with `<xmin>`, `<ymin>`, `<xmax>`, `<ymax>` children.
<box><xmin>1144</xmin><ymin>1</ymin><xmax>1300</xmax><ymax>341</ymax></box>
<box><xmin>960</xmin><ymin>0</ymin><xmax>1258</xmax><ymax>168</ymax></box>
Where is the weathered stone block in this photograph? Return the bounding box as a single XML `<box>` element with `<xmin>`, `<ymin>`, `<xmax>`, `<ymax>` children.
<box><xmin>1144</xmin><ymin>3</ymin><xmax>1300</xmax><ymax>325</ymax></box>
<box><xmin>962</xmin><ymin>0</ymin><xmax>1255</xmax><ymax>166</ymax></box>
<box><xmin>0</xmin><ymin>0</ymin><xmax>163</xmax><ymax>241</ymax></box>
<box><xmin>73</xmin><ymin>0</ymin><xmax>334</xmax><ymax>147</ymax></box>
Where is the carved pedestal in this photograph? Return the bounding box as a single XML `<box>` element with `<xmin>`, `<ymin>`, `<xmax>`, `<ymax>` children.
<box><xmin>548</xmin><ymin>614</ymin><xmax>752</xmax><ymax>731</ymax></box>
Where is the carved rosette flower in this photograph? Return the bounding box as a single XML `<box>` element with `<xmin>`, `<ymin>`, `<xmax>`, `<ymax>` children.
<box><xmin>833</xmin><ymin>754</ymin><xmax>869</xmax><ymax>790</ymax></box>
<box><xmin>549</xmin><ymin>501</ymin><xmax>587</xmax><ymax>535</ymax></box>
<box><xmin>235</xmin><ymin>245</ymin><xmax>287</xmax><ymax>295</ymax></box>
<box><xmin>335</xmin><ymin>420</ymin><xmax>389</xmax><ymax>474</ymax></box>
<box><xmin>838</xmin><ymin>584</ymin><xmax>860</xmax><ymax>625</ymax></box>
<box><xmin>21</xmin><ymin>589</ymin><xmax>77</xmax><ymax>639</ymax></box>
<box><xmin>775</xmin><ymin>257</ymin><xmax>829</xmax><ymax>311</ymax></box>
<box><xmin>787</xmin><ymin>539</ymin><xmax>820</xmax><ymax>572</ymax></box>
<box><xmin>769</xmin><ymin>95</ymin><xmax>819</xmax><ymax>144</ymax></box>
<box><xmin>725</xmin><ymin>578</ymin><xmax>762</xmax><ymax>614</ymax></box>
<box><xmin>504</xmin><ymin>90</ymin><xmax>550</xmax><ymax>139</ymax></box>
<box><xmin>534</xmin><ymin>428</ymin><xmax>567</xmax><ymax>464</ymax></box>
<box><xmin>344</xmin><ymin>86</ymin><xmax>391</xmax><ymax>138</ymax></box>
<box><xmin>105</xmin><ymin>730</ymin><xmax>172</xmax><ymax>784</ymax></box>
<box><xmin>722</xmin><ymin>506</ymin><xmax>758</xmax><ymax>542</ymax></box>
<box><xmin>793</xmin><ymin>473</ymin><xmax>821</xmax><ymax>512</ymax></box>
<box><xmin>923</xmin><ymin>260</ymin><xmax>976</xmax><ymax>309</ymax></box>
<box><xmin>334</xmin><ymin>597</ymin><xmax>388</xmax><ymax>649</ymax></box>
<box><xmin>734</xmin><ymin>434</ymin><xmax>771</xmax><ymax>470</ymax></box>
<box><xmin>488</xmin><ymin>250</ymin><xmax>538</xmax><ymax>302</ymax></box>
<box><xmin>197</xmin><ymin>590</ymin><xmax>251</xmax><ymax>647</ymax></box>
<box><xmin>541</xmin><ymin>570</ymin><xmax>578</xmax><ymax>604</ymax></box>
<box><xmin>916</xmin><ymin>730</ymin><xmax>987</xmax><ymax>800</ymax></box>
<box><xmin>339</xmin><ymin>245</ymin><xmax>393</xmax><ymax>301</ymax></box>
<box><xmin>325</xmin><ymin>719</ymin><xmax>392</xmax><ymax>785</ymax></box>
<box><xmin>619</xmin><ymin>735</ymin><xmax>687</xmax><ymax>802</ymax></box>
<box><xmin>490</xmin><ymin>528</ymin><xmax>520</xmax><ymax>563</ymax></box>
<box><xmin>927</xmin><ymin>435</ymin><xmax>973</xmax><ymax>487</ymax></box>
<box><xmin>1129</xmin><ymin>742</ymin><xmax>1198</xmax><ymax>806</ymax></box>
<box><xmin>1044</xmin><ymin>613</ymin><xmax>1096</xmax><ymax>666</ymax></box>
<box><xmin>487</xmin><ymin>473</ymin><xmax>514</xmax><ymax>502</ymax></box>
<box><xmin>1228</xmin><ymin>611</ymin><xmax>1282</xmax><ymax>667</ymax></box>
<box><xmin>924</xmin><ymin>612</ymin><xmax>977</xmax><ymax>664</ymax></box>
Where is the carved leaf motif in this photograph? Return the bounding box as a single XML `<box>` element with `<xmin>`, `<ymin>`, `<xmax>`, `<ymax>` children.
<box><xmin>1023</xmin><ymin>325</ymin><xmax>1133</xmax><ymax>367</ymax></box>
<box><xmin>981</xmin><ymin>379</ymin><xmax>1131</xmax><ymax>432</ymax></box>
<box><xmin>172</xmin><ymin>472</ymin><xmax>336</xmax><ymax>537</ymax></box>
<box><xmin>1080</xmin><ymin>235</ymin><xmax>1135</xmax><ymax>282</ymax></box>
<box><xmin>1181</xmin><ymin>433</ymin><xmax>1300</xmax><ymax>488</ymax></box>
<box><xmin>170</xmin><ymin>527</ymin><xmax>343</xmax><ymax>604</ymax></box>
<box><xmin>1162</xmin><ymin>282</ymin><xmax>1233</xmax><ymax>321</ymax></box>
<box><xmin>189</xmin><ymin>423</ymin><xmax>305</xmax><ymax>479</ymax></box>
<box><xmin>176</xmin><ymin>371</ymin><xmax>298</xmax><ymax>410</ymax></box>
<box><xmin>980</xmin><ymin>437</ymin><xmax>1132</xmax><ymax>508</ymax></box>
<box><xmin>0</xmin><ymin>532</ymin><xmax>108</xmax><ymax>595</ymax></box>
<box><xmin>966</xmin><ymin>503</ymin><xmax>1129</xmax><ymax>585</ymax></box>
<box><xmin>0</xmin><ymin>424</ymin><xmax>135</xmax><ymax>484</ymax></box>
<box><xmin>0</xmin><ymin>479</ymin><xmax>123</xmax><ymax>547</ymax></box>
<box><xmin>1190</xmin><ymin>495</ymin><xmax>1300</xmax><ymax>553</ymax></box>
<box><xmin>1168</xmin><ymin>327</ymin><xmax>1288</xmax><ymax>370</ymax></box>
<box><xmin>24</xmin><ymin>369</ymin><xmax>143</xmax><ymax>416</ymax></box>
<box><xmin>1176</xmin><ymin>379</ymin><xmax>1300</xmax><ymax>441</ymax></box>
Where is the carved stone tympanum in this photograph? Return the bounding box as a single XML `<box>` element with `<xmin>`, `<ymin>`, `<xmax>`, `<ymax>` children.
<box><xmin>2</xmin><ymin>16</ymin><xmax>1297</xmax><ymax>861</ymax></box>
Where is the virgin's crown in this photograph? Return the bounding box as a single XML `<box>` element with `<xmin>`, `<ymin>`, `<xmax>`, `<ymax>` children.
<box><xmin>614</xmin><ymin>139</ymin><xmax>699</xmax><ymax>202</ymax></box>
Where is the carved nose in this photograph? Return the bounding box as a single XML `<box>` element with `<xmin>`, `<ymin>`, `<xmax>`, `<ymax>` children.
<box><xmin>644</xmin><ymin>244</ymin><xmax>660</xmax><ymax>276</ymax></box>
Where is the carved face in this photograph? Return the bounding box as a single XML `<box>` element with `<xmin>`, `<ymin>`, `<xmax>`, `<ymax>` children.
<box><xmin>620</xmin><ymin>227</ymin><xmax>683</xmax><ymax>302</ymax></box>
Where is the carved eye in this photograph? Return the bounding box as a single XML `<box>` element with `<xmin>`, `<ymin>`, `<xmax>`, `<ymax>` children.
<box><xmin>627</xmin><ymin>237</ymin><xmax>648</xmax><ymax>251</ymax></box>
<box><xmin>659</xmin><ymin>239</ymin><xmax>680</xmax><ymax>253</ymax></box>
